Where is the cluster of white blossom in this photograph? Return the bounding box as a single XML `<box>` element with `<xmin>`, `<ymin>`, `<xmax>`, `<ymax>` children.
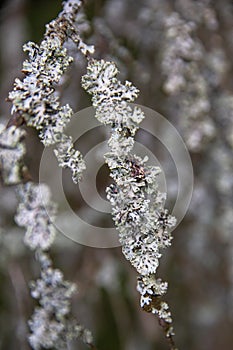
<box><xmin>7</xmin><ymin>0</ymin><xmax>94</xmax><ymax>183</ymax></box>
<box><xmin>82</xmin><ymin>58</ymin><xmax>177</xmax><ymax>345</ymax></box>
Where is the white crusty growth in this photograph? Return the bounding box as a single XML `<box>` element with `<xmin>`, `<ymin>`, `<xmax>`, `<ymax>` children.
<box><xmin>0</xmin><ymin>124</ymin><xmax>26</xmax><ymax>185</ymax></box>
<box><xmin>82</xmin><ymin>59</ymin><xmax>177</xmax><ymax>346</ymax></box>
<box><xmin>8</xmin><ymin>0</ymin><xmax>94</xmax><ymax>183</ymax></box>
<box><xmin>28</xmin><ymin>252</ymin><xmax>93</xmax><ymax>350</ymax></box>
<box><xmin>15</xmin><ymin>182</ymin><xmax>57</xmax><ymax>250</ymax></box>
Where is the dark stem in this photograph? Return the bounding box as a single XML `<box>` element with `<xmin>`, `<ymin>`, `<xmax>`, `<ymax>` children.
<box><xmin>158</xmin><ymin>317</ymin><xmax>178</xmax><ymax>350</ymax></box>
<box><xmin>6</xmin><ymin>113</ymin><xmax>25</xmax><ymax>129</ymax></box>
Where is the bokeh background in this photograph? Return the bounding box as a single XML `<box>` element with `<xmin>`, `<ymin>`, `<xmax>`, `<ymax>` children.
<box><xmin>0</xmin><ymin>0</ymin><xmax>233</xmax><ymax>349</ymax></box>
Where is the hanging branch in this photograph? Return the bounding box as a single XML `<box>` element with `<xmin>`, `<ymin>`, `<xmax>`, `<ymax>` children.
<box><xmin>1</xmin><ymin>0</ymin><xmax>180</xmax><ymax>348</ymax></box>
<box><xmin>82</xmin><ymin>59</ymin><xmax>178</xmax><ymax>349</ymax></box>
<box><xmin>7</xmin><ymin>0</ymin><xmax>94</xmax><ymax>183</ymax></box>
<box><xmin>0</xmin><ymin>122</ymin><xmax>96</xmax><ymax>349</ymax></box>
<box><xmin>0</xmin><ymin>1</ymin><xmax>98</xmax><ymax>349</ymax></box>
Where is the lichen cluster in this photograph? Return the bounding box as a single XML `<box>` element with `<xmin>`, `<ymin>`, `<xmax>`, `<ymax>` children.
<box><xmin>0</xmin><ymin>122</ymin><xmax>94</xmax><ymax>350</ymax></box>
<box><xmin>28</xmin><ymin>252</ymin><xmax>93</xmax><ymax>350</ymax></box>
<box><xmin>161</xmin><ymin>12</ymin><xmax>216</xmax><ymax>151</ymax></box>
<box><xmin>0</xmin><ymin>124</ymin><xmax>26</xmax><ymax>185</ymax></box>
<box><xmin>0</xmin><ymin>1</ymin><xmax>96</xmax><ymax>349</ymax></box>
<box><xmin>15</xmin><ymin>182</ymin><xmax>57</xmax><ymax>250</ymax></box>
<box><xmin>1</xmin><ymin>1</ymin><xmax>181</xmax><ymax>349</ymax></box>
<box><xmin>82</xmin><ymin>59</ymin><xmax>177</xmax><ymax>346</ymax></box>
<box><xmin>8</xmin><ymin>0</ymin><xmax>94</xmax><ymax>183</ymax></box>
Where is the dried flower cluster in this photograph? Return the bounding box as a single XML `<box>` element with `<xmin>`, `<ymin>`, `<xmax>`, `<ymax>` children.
<box><xmin>82</xmin><ymin>59</ymin><xmax>177</xmax><ymax>348</ymax></box>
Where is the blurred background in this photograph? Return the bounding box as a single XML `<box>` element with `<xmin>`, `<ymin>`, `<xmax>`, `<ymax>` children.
<box><xmin>0</xmin><ymin>0</ymin><xmax>233</xmax><ymax>349</ymax></box>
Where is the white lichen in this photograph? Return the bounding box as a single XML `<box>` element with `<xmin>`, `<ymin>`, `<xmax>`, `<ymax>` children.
<box><xmin>161</xmin><ymin>12</ymin><xmax>216</xmax><ymax>152</ymax></box>
<box><xmin>15</xmin><ymin>182</ymin><xmax>57</xmax><ymax>250</ymax></box>
<box><xmin>82</xmin><ymin>58</ymin><xmax>177</xmax><ymax>346</ymax></box>
<box><xmin>0</xmin><ymin>124</ymin><xmax>26</xmax><ymax>185</ymax></box>
<box><xmin>8</xmin><ymin>0</ymin><xmax>94</xmax><ymax>183</ymax></box>
<box><xmin>28</xmin><ymin>252</ymin><xmax>94</xmax><ymax>350</ymax></box>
